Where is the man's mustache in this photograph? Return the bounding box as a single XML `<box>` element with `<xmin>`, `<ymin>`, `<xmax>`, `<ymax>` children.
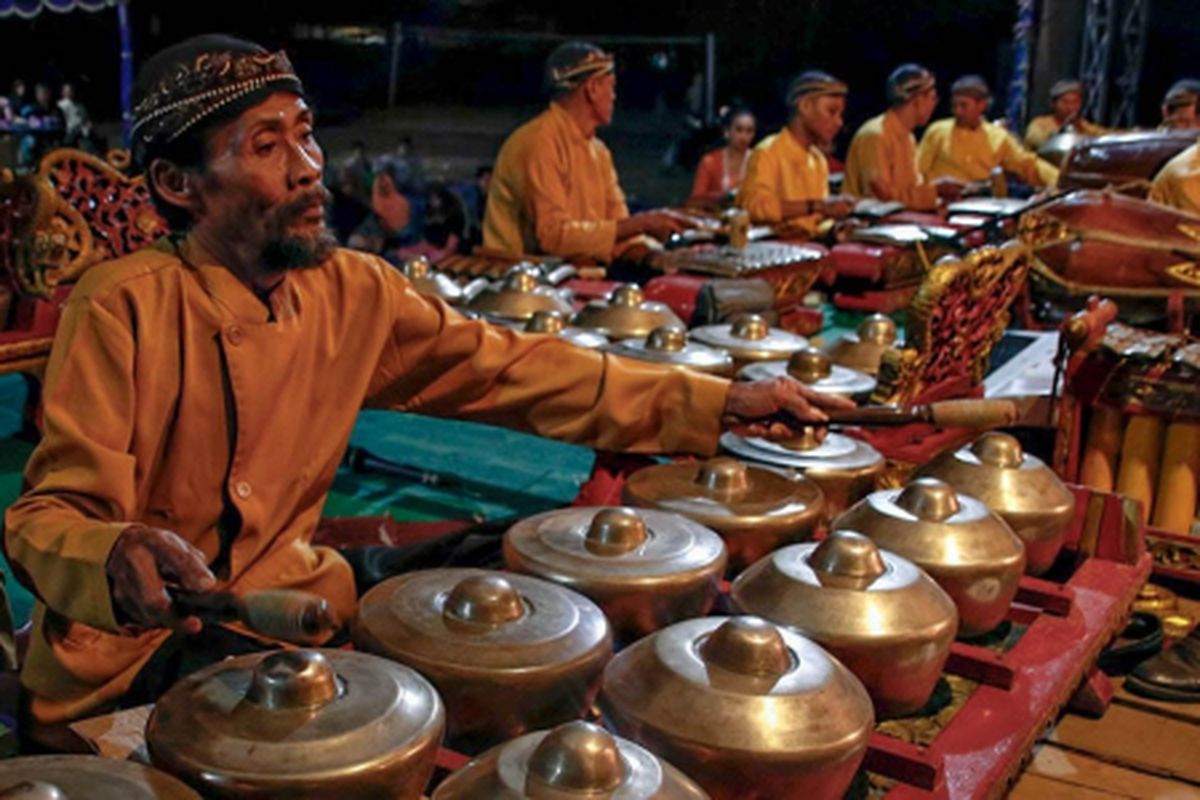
<box><xmin>274</xmin><ymin>185</ymin><xmax>333</xmax><ymax>222</ymax></box>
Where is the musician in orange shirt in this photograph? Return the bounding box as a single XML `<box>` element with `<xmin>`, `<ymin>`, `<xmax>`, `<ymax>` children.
<box><xmin>483</xmin><ymin>42</ymin><xmax>695</xmax><ymax>263</ymax></box>
<box><xmin>5</xmin><ymin>34</ymin><xmax>851</xmax><ymax>726</ymax></box>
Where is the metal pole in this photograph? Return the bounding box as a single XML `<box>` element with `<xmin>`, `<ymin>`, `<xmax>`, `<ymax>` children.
<box><xmin>1006</xmin><ymin>0</ymin><xmax>1036</xmax><ymax>133</ymax></box>
<box><xmin>704</xmin><ymin>32</ymin><xmax>716</xmax><ymax>127</ymax></box>
<box><xmin>1111</xmin><ymin>0</ymin><xmax>1149</xmax><ymax>128</ymax></box>
<box><xmin>1030</xmin><ymin>0</ymin><xmax>1086</xmax><ymax>119</ymax></box>
<box><xmin>1079</xmin><ymin>0</ymin><xmax>1116</xmax><ymax>123</ymax></box>
<box><xmin>388</xmin><ymin>21</ymin><xmax>403</xmax><ymax>108</ymax></box>
<box><xmin>118</xmin><ymin>0</ymin><xmax>134</xmax><ymax>145</ymax></box>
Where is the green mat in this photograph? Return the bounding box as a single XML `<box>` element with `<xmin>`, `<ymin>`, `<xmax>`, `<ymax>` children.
<box><xmin>0</xmin><ymin>374</ymin><xmax>596</xmax><ymax>627</ymax></box>
<box><xmin>0</xmin><ymin>304</ymin><xmax>888</xmax><ymax>630</ymax></box>
<box><xmin>0</xmin><ymin>376</ymin><xmax>34</xmax><ymax>627</ymax></box>
<box><xmin>329</xmin><ymin>410</ymin><xmax>595</xmax><ymax>521</ymax></box>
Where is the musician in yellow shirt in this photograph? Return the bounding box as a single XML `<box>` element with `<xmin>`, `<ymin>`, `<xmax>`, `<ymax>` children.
<box><xmin>917</xmin><ymin>75</ymin><xmax>1058</xmax><ymax>189</ymax></box>
<box><xmin>735</xmin><ymin>70</ymin><xmax>855</xmax><ymax>234</ymax></box>
<box><xmin>844</xmin><ymin>63</ymin><xmax>965</xmax><ymax>211</ymax></box>
<box><xmin>482</xmin><ymin>42</ymin><xmax>692</xmax><ymax>263</ymax></box>
<box><xmin>1149</xmin><ymin>142</ymin><xmax>1200</xmax><ymax>216</ymax></box>
<box><xmin>1023</xmin><ymin>79</ymin><xmax>1109</xmax><ymax>151</ymax></box>
<box><xmin>1160</xmin><ymin>79</ymin><xmax>1200</xmax><ymax>130</ymax></box>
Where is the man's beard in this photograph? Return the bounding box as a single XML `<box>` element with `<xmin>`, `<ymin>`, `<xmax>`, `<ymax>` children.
<box><xmin>260</xmin><ymin>185</ymin><xmax>337</xmax><ymax>271</ymax></box>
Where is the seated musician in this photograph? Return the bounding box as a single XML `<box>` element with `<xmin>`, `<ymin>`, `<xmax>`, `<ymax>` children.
<box><xmin>844</xmin><ymin>64</ymin><xmax>964</xmax><ymax>211</ymax></box>
<box><xmin>735</xmin><ymin>71</ymin><xmax>855</xmax><ymax>233</ymax></box>
<box><xmin>917</xmin><ymin>75</ymin><xmax>1058</xmax><ymax>190</ymax></box>
<box><xmin>1023</xmin><ymin>79</ymin><xmax>1108</xmax><ymax>152</ymax></box>
<box><xmin>688</xmin><ymin>106</ymin><xmax>756</xmax><ymax>208</ymax></box>
<box><xmin>1149</xmin><ymin>139</ymin><xmax>1200</xmax><ymax>216</ymax></box>
<box><xmin>2</xmin><ymin>35</ymin><xmax>849</xmax><ymax>726</ymax></box>
<box><xmin>1160</xmin><ymin>79</ymin><xmax>1200</xmax><ymax>130</ymax></box>
<box><xmin>482</xmin><ymin>41</ymin><xmax>692</xmax><ymax>263</ymax></box>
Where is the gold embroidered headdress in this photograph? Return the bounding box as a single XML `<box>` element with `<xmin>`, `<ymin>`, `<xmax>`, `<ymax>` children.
<box><xmin>1164</xmin><ymin>80</ymin><xmax>1200</xmax><ymax>111</ymax></box>
<box><xmin>950</xmin><ymin>75</ymin><xmax>990</xmax><ymax>100</ymax></box>
<box><xmin>546</xmin><ymin>42</ymin><xmax>615</xmax><ymax>93</ymax></box>
<box><xmin>131</xmin><ymin>34</ymin><xmax>305</xmax><ymax>166</ymax></box>
<box><xmin>786</xmin><ymin>70</ymin><xmax>849</xmax><ymax>107</ymax></box>
<box><xmin>887</xmin><ymin>63</ymin><xmax>937</xmax><ymax>105</ymax></box>
<box><xmin>1050</xmin><ymin>79</ymin><xmax>1084</xmax><ymax>100</ymax></box>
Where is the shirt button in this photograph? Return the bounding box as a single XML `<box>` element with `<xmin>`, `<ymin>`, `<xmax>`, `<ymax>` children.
<box><xmin>234</xmin><ymin>480</ymin><xmax>252</xmax><ymax>499</ymax></box>
<box><xmin>226</xmin><ymin>325</ymin><xmax>244</xmax><ymax>345</ymax></box>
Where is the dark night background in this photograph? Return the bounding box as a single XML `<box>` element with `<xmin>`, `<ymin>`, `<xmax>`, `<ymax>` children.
<box><xmin>4</xmin><ymin>0</ymin><xmax>1199</xmax><ymax>201</ymax></box>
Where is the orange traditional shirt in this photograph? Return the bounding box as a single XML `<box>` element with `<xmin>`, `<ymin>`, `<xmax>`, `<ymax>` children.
<box><xmin>5</xmin><ymin>235</ymin><xmax>728</xmax><ymax>722</ymax></box>
<box><xmin>483</xmin><ymin>103</ymin><xmax>631</xmax><ymax>262</ymax></box>
<box><xmin>735</xmin><ymin>127</ymin><xmax>829</xmax><ymax>229</ymax></box>
<box><xmin>844</xmin><ymin>110</ymin><xmax>938</xmax><ymax>211</ymax></box>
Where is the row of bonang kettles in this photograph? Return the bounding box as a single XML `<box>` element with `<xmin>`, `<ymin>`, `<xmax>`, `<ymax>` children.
<box><xmin>0</xmin><ymin>418</ymin><xmax>1078</xmax><ymax>799</ymax></box>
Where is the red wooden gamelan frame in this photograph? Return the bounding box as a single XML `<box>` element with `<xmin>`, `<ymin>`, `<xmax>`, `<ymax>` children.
<box><xmin>867</xmin><ymin>485</ymin><xmax>1148</xmax><ymax>799</ymax></box>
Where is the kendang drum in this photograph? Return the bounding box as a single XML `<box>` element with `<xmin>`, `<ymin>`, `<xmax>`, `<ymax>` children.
<box><xmin>917</xmin><ymin>432</ymin><xmax>1075</xmax><ymax>575</ymax></box>
<box><xmin>1056</xmin><ymin>129</ymin><xmax>1197</xmax><ymax>194</ymax></box>
<box><xmin>0</xmin><ymin>756</ymin><xmax>201</xmax><ymax>800</ymax></box>
<box><xmin>572</xmin><ymin>284</ymin><xmax>684</xmax><ymax>340</ymax></box>
<box><xmin>689</xmin><ymin>313</ymin><xmax>809</xmax><ymax>366</ymax></box>
<box><xmin>720</xmin><ymin>427</ymin><xmax>885</xmax><ymax>518</ymax></box>
<box><xmin>621</xmin><ymin>456</ymin><xmax>824</xmax><ymax>571</ymax></box>
<box><xmin>1018</xmin><ymin>190</ymin><xmax>1200</xmax><ymax>320</ymax></box>
<box><xmin>833</xmin><ymin>478</ymin><xmax>1026</xmax><ymax>637</ymax></box>
<box><xmin>432</xmin><ymin>720</ymin><xmax>709</xmax><ymax>799</ymax></box>
<box><xmin>1036</xmin><ymin>130</ymin><xmax>1094</xmax><ymax>169</ymax></box>
<box><xmin>605</xmin><ymin>325</ymin><xmax>734</xmax><ymax>375</ymax></box>
<box><xmin>738</xmin><ymin>348</ymin><xmax>876</xmax><ymax>400</ymax></box>
<box><xmin>599</xmin><ymin>615</ymin><xmax>874</xmax><ymax>800</ymax></box>
<box><xmin>503</xmin><ymin>507</ymin><xmax>726</xmax><ymax>642</ymax></box>
<box><xmin>353</xmin><ymin>569</ymin><xmax>612</xmax><ymax>752</ymax></box>
<box><xmin>146</xmin><ymin>649</ymin><xmax>444</xmax><ymax>799</ymax></box>
<box><xmin>732</xmin><ymin>530</ymin><xmax>958</xmax><ymax>717</ymax></box>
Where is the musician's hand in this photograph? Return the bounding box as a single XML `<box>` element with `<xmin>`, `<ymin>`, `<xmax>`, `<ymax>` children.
<box><xmin>107</xmin><ymin>525</ymin><xmax>215</xmax><ymax>634</ymax></box>
<box><xmin>934</xmin><ymin>176</ymin><xmax>967</xmax><ymax>201</ymax></box>
<box><xmin>820</xmin><ymin>195</ymin><xmax>857</xmax><ymax>220</ymax></box>
<box><xmin>721</xmin><ymin>377</ymin><xmax>856</xmax><ymax>440</ymax></box>
<box><xmin>617</xmin><ymin>210</ymin><xmax>697</xmax><ymax>242</ymax></box>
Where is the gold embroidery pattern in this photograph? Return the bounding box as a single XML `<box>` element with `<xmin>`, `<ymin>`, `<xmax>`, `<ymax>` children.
<box><xmin>131</xmin><ymin>49</ymin><xmax>299</xmax><ymax>144</ymax></box>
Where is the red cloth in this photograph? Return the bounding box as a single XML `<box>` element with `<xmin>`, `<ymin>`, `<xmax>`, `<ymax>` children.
<box><xmin>828</xmin><ymin>242</ymin><xmax>901</xmax><ymax>283</ymax></box>
<box><xmin>644</xmin><ymin>274</ymin><xmax>708</xmax><ymax>325</ymax></box>
<box><xmin>572</xmin><ymin>452</ymin><xmax>659</xmax><ymax>507</ymax></box>
<box><xmin>832</xmin><ymin>286</ymin><xmax>918</xmax><ymax>313</ymax></box>
<box><xmin>777</xmin><ymin>305</ymin><xmax>825</xmax><ymax>336</ymax></box>
<box><xmin>885</xmin><ymin>210</ymin><xmax>947</xmax><ymax>227</ymax></box>
<box><xmin>1</xmin><ymin>284</ymin><xmax>69</xmax><ymax>344</ymax></box>
<box><xmin>562</xmin><ymin>278</ymin><xmax>619</xmax><ymax>305</ymax></box>
<box><xmin>313</xmin><ymin>516</ymin><xmax>474</xmax><ymax>549</ymax></box>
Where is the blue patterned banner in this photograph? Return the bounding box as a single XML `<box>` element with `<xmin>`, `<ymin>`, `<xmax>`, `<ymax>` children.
<box><xmin>1006</xmin><ymin>0</ymin><xmax>1036</xmax><ymax>132</ymax></box>
<box><xmin>0</xmin><ymin>0</ymin><xmax>113</xmax><ymax>18</ymax></box>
